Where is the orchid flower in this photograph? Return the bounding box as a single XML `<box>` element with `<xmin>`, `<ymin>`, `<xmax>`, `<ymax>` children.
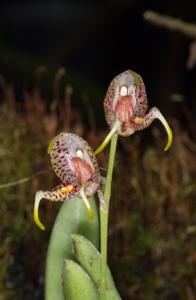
<box><xmin>34</xmin><ymin>133</ymin><xmax>101</xmax><ymax>230</ymax></box>
<box><xmin>95</xmin><ymin>69</ymin><xmax>173</xmax><ymax>154</ymax></box>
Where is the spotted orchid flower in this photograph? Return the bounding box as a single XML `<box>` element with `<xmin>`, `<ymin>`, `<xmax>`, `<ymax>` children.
<box><xmin>95</xmin><ymin>69</ymin><xmax>173</xmax><ymax>154</ymax></box>
<box><xmin>34</xmin><ymin>133</ymin><xmax>101</xmax><ymax>230</ymax></box>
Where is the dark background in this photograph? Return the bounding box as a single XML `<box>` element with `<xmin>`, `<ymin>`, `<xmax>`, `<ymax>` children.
<box><xmin>0</xmin><ymin>0</ymin><xmax>196</xmax><ymax>120</ymax></box>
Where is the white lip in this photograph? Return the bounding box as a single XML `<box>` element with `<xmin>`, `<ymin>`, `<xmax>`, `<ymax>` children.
<box><xmin>120</xmin><ymin>85</ymin><xmax>128</xmax><ymax>96</ymax></box>
<box><xmin>76</xmin><ymin>149</ymin><xmax>83</xmax><ymax>159</ymax></box>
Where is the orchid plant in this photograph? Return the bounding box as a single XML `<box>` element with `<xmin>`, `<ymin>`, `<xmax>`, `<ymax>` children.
<box><xmin>34</xmin><ymin>70</ymin><xmax>173</xmax><ymax>300</ymax></box>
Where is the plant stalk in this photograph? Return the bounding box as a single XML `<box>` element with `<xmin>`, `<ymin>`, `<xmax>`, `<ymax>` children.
<box><xmin>100</xmin><ymin>133</ymin><xmax>118</xmax><ymax>300</ymax></box>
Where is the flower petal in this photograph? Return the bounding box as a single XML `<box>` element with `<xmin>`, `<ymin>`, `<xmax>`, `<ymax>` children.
<box><xmin>94</xmin><ymin>120</ymin><xmax>120</xmax><ymax>155</ymax></box>
<box><xmin>34</xmin><ymin>191</ymin><xmax>46</xmax><ymax>231</ymax></box>
<box><xmin>79</xmin><ymin>186</ymin><xmax>94</xmax><ymax>220</ymax></box>
<box><xmin>133</xmin><ymin>107</ymin><xmax>173</xmax><ymax>151</ymax></box>
<box><xmin>104</xmin><ymin>70</ymin><xmax>148</xmax><ymax>136</ymax></box>
<box><xmin>48</xmin><ymin>133</ymin><xmax>100</xmax><ymax>185</ymax></box>
<box><xmin>34</xmin><ymin>184</ymin><xmax>80</xmax><ymax>230</ymax></box>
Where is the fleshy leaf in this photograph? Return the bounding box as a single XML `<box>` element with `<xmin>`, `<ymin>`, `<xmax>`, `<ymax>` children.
<box><xmin>63</xmin><ymin>259</ymin><xmax>99</xmax><ymax>300</ymax></box>
<box><xmin>45</xmin><ymin>196</ymin><xmax>99</xmax><ymax>300</ymax></box>
<box><xmin>72</xmin><ymin>234</ymin><xmax>122</xmax><ymax>300</ymax></box>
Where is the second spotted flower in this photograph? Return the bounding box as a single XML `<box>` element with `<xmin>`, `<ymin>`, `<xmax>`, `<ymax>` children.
<box><xmin>95</xmin><ymin>69</ymin><xmax>173</xmax><ymax>154</ymax></box>
<box><xmin>34</xmin><ymin>133</ymin><xmax>101</xmax><ymax>230</ymax></box>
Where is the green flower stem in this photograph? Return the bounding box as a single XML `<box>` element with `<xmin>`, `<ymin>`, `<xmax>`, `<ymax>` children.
<box><xmin>100</xmin><ymin>133</ymin><xmax>118</xmax><ymax>300</ymax></box>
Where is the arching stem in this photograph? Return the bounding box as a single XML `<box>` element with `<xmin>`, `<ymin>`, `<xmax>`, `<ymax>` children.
<box><xmin>99</xmin><ymin>133</ymin><xmax>118</xmax><ymax>300</ymax></box>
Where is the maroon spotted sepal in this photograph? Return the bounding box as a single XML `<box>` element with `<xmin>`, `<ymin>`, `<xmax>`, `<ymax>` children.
<box><xmin>34</xmin><ymin>133</ymin><xmax>101</xmax><ymax>230</ymax></box>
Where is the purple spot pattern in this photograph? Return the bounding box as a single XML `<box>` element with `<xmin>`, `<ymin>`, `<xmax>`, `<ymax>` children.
<box><xmin>41</xmin><ymin>184</ymin><xmax>80</xmax><ymax>202</ymax></box>
<box><xmin>42</xmin><ymin>133</ymin><xmax>101</xmax><ymax>202</ymax></box>
<box><xmin>104</xmin><ymin>70</ymin><xmax>148</xmax><ymax>136</ymax></box>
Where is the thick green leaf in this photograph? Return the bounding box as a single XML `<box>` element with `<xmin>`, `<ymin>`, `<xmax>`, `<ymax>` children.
<box><xmin>72</xmin><ymin>234</ymin><xmax>121</xmax><ymax>300</ymax></box>
<box><xmin>45</xmin><ymin>197</ymin><xmax>99</xmax><ymax>300</ymax></box>
<box><xmin>63</xmin><ymin>259</ymin><xmax>99</xmax><ymax>300</ymax></box>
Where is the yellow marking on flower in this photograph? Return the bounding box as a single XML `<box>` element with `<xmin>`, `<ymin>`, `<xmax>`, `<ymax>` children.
<box><xmin>132</xmin><ymin>72</ymin><xmax>141</xmax><ymax>86</ymax></box>
<box><xmin>134</xmin><ymin>116</ymin><xmax>144</xmax><ymax>124</ymax></box>
<box><xmin>61</xmin><ymin>185</ymin><xmax>74</xmax><ymax>193</ymax></box>
<box><xmin>47</xmin><ymin>137</ymin><xmax>56</xmax><ymax>154</ymax></box>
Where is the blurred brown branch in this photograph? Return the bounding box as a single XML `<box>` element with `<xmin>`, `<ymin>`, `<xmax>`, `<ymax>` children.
<box><xmin>0</xmin><ymin>169</ymin><xmax>52</xmax><ymax>189</ymax></box>
<box><xmin>144</xmin><ymin>10</ymin><xmax>196</xmax><ymax>69</ymax></box>
<box><xmin>144</xmin><ymin>10</ymin><xmax>196</xmax><ymax>39</ymax></box>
